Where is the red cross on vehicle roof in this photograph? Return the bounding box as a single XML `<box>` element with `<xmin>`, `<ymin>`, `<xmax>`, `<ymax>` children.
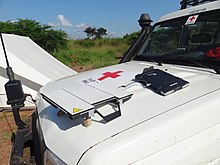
<box><xmin>189</xmin><ymin>16</ymin><xmax>196</xmax><ymax>22</ymax></box>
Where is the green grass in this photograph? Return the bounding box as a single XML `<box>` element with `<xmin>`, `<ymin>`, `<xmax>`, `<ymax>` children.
<box><xmin>52</xmin><ymin>38</ymin><xmax>129</xmax><ymax>71</ymax></box>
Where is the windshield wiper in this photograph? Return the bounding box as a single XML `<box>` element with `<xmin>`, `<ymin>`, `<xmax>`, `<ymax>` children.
<box><xmin>186</xmin><ymin>58</ymin><xmax>220</xmax><ymax>74</ymax></box>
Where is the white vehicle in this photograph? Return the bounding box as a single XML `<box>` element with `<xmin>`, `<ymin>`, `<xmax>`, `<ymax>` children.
<box><xmin>7</xmin><ymin>0</ymin><xmax>220</xmax><ymax>164</ymax></box>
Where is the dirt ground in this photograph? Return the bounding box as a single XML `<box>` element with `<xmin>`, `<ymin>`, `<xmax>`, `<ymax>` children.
<box><xmin>0</xmin><ymin>110</ymin><xmax>34</xmax><ymax>165</ymax></box>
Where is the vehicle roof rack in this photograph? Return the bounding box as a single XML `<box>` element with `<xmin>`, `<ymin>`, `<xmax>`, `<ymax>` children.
<box><xmin>180</xmin><ymin>0</ymin><xmax>217</xmax><ymax>9</ymax></box>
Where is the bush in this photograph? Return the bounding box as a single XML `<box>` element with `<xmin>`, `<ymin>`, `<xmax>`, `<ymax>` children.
<box><xmin>76</xmin><ymin>40</ymin><xmax>96</xmax><ymax>48</ymax></box>
<box><xmin>0</xmin><ymin>19</ymin><xmax>68</xmax><ymax>53</ymax></box>
<box><xmin>52</xmin><ymin>49</ymin><xmax>74</xmax><ymax>66</ymax></box>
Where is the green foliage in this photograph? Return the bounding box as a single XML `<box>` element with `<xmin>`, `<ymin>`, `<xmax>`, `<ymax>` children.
<box><xmin>76</xmin><ymin>39</ymin><xmax>96</xmax><ymax>47</ymax></box>
<box><xmin>96</xmin><ymin>27</ymin><xmax>107</xmax><ymax>39</ymax></box>
<box><xmin>123</xmin><ymin>31</ymin><xmax>140</xmax><ymax>44</ymax></box>
<box><xmin>52</xmin><ymin>38</ymin><xmax>129</xmax><ymax>71</ymax></box>
<box><xmin>52</xmin><ymin>49</ymin><xmax>75</xmax><ymax>66</ymax></box>
<box><xmin>84</xmin><ymin>27</ymin><xmax>96</xmax><ymax>39</ymax></box>
<box><xmin>84</xmin><ymin>26</ymin><xmax>107</xmax><ymax>39</ymax></box>
<box><xmin>0</xmin><ymin>19</ymin><xmax>68</xmax><ymax>53</ymax></box>
<box><xmin>74</xmin><ymin>49</ymin><xmax>116</xmax><ymax>68</ymax></box>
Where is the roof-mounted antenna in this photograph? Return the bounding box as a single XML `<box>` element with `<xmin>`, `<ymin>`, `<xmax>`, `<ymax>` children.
<box><xmin>0</xmin><ymin>33</ymin><xmax>15</xmax><ymax>81</ymax></box>
<box><xmin>0</xmin><ymin>33</ymin><xmax>27</xmax><ymax>129</ymax></box>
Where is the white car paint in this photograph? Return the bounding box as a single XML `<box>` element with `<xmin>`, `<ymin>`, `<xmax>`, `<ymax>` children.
<box><xmin>36</xmin><ymin>61</ymin><xmax>220</xmax><ymax>165</ymax></box>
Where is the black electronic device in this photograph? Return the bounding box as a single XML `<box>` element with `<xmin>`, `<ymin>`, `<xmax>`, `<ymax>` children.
<box><xmin>5</xmin><ymin>79</ymin><xmax>26</xmax><ymax>106</ymax></box>
<box><xmin>135</xmin><ymin>67</ymin><xmax>189</xmax><ymax>96</ymax></box>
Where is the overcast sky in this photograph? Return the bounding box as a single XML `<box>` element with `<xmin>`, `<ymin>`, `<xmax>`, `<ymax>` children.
<box><xmin>0</xmin><ymin>0</ymin><xmax>180</xmax><ymax>39</ymax></box>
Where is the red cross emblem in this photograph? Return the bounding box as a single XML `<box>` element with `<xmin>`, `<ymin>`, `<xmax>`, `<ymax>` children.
<box><xmin>98</xmin><ymin>71</ymin><xmax>123</xmax><ymax>81</ymax></box>
<box><xmin>185</xmin><ymin>15</ymin><xmax>198</xmax><ymax>25</ymax></box>
<box><xmin>189</xmin><ymin>16</ymin><xmax>196</xmax><ymax>22</ymax></box>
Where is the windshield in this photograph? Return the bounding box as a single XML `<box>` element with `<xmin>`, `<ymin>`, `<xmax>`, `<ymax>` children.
<box><xmin>134</xmin><ymin>9</ymin><xmax>220</xmax><ymax>72</ymax></box>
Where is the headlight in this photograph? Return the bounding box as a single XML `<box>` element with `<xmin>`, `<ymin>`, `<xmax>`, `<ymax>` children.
<box><xmin>44</xmin><ymin>149</ymin><xmax>67</xmax><ymax>165</ymax></box>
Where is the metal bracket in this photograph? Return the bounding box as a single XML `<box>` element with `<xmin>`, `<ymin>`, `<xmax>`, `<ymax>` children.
<box><xmin>10</xmin><ymin>128</ymin><xmax>34</xmax><ymax>165</ymax></box>
<box><xmin>95</xmin><ymin>101</ymin><xmax>122</xmax><ymax>122</ymax></box>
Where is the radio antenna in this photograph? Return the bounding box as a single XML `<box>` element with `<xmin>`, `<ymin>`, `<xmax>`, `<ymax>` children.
<box><xmin>0</xmin><ymin>34</ymin><xmax>10</xmax><ymax>66</ymax></box>
<box><xmin>0</xmin><ymin>33</ymin><xmax>15</xmax><ymax>81</ymax></box>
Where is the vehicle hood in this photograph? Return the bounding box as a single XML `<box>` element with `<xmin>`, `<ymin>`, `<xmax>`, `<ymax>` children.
<box><xmin>36</xmin><ymin>61</ymin><xmax>220</xmax><ymax>165</ymax></box>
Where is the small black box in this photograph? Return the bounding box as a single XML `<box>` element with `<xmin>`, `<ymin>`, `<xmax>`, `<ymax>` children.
<box><xmin>135</xmin><ymin>68</ymin><xmax>189</xmax><ymax>96</ymax></box>
<box><xmin>5</xmin><ymin>80</ymin><xmax>26</xmax><ymax>105</ymax></box>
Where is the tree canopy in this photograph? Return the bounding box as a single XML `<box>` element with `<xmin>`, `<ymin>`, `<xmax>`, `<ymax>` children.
<box><xmin>84</xmin><ymin>26</ymin><xmax>107</xmax><ymax>39</ymax></box>
<box><xmin>0</xmin><ymin>19</ymin><xmax>68</xmax><ymax>52</ymax></box>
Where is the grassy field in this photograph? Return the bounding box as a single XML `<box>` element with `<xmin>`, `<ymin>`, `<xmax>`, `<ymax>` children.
<box><xmin>52</xmin><ymin>38</ymin><xmax>129</xmax><ymax>72</ymax></box>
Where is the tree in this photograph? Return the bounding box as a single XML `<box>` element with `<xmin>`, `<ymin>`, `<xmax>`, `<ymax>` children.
<box><xmin>96</xmin><ymin>27</ymin><xmax>107</xmax><ymax>39</ymax></box>
<box><xmin>84</xmin><ymin>27</ymin><xmax>96</xmax><ymax>39</ymax></box>
<box><xmin>84</xmin><ymin>26</ymin><xmax>107</xmax><ymax>39</ymax></box>
<box><xmin>0</xmin><ymin>19</ymin><xmax>68</xmax><ymax>52</ymax></box>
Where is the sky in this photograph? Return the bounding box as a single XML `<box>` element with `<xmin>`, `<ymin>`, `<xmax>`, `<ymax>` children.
<box><xmin>0</xmin><ymin>0</ymin><xmax>180</xmax><ymax>39</ymax></box>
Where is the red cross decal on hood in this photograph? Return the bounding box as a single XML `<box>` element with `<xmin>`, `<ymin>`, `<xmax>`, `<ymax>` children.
<box><xmin>98</xmin><ymin>71</ymin><xmax>123</xmax><ymax>81</ymax></box>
